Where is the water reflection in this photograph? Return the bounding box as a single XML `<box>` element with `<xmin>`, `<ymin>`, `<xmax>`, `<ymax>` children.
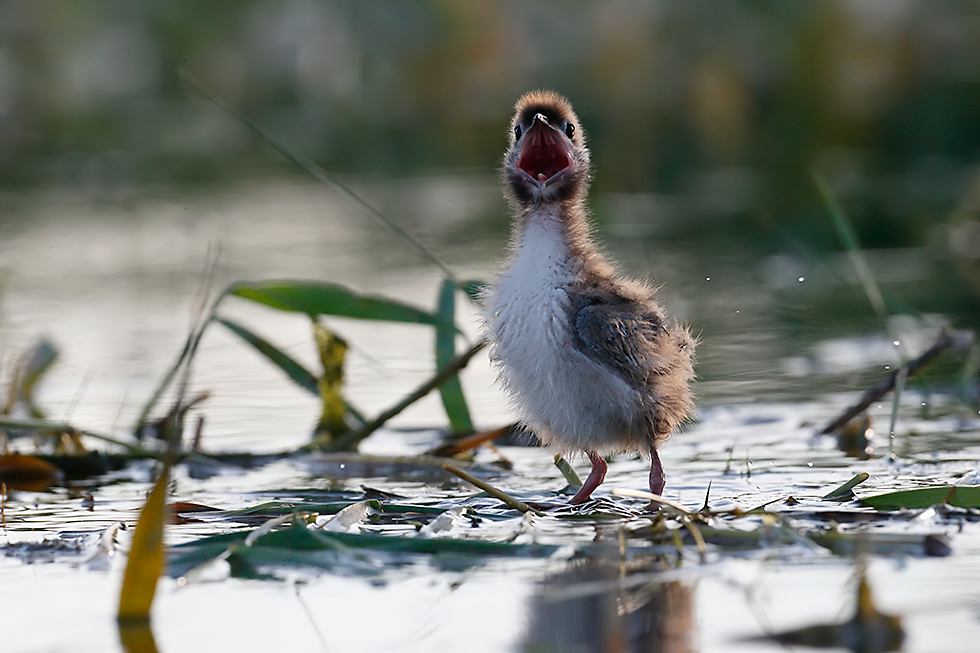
<box><xmin>524</xmin><ymin>557</ymin><xmax>694</xmax><ymax>653</ymax></box>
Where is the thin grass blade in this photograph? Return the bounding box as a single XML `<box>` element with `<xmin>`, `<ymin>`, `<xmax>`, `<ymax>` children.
<box><xmin>888</xmin><ymin>366</ymin><xmax>907</xmax><ymax>459</ymax></box>
<box><xmin>178</xmin><ymin>70</ymin><xmax>456</xmax><ymax>281</ymax></box>
<box><xmin>814</xmin><ymin>174</ymin><xmax>889</xmax><ymax>318</ymax></box>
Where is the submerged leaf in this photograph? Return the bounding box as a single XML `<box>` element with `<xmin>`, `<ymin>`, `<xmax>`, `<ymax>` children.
<box><xmin>860</xmin><ymin>485</ymin><xmax>980</xmax><ymax>510</ymax></box>
<box><xmin>227</xmin><ymin>280</ymin><xmax>453</xmax><ymax>329</ymax></box>
<box><xmin>118</xmin><ymin>466</ymin><xmax>170</xmax><ymax>623</ymax></box>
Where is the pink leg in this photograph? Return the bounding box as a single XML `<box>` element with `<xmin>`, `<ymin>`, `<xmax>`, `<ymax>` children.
<box><xmin>569</xmin><ymin>451</ymin><xmax>607</xmax><ymax>504</ymax></box>
<box><xmin>649</xmin><ymin>448</ymin><xmax>665</xmax><ymax>496</ymax></box>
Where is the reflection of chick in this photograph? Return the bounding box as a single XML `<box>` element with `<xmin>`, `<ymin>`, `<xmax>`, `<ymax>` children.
<box><xmin>485</xmin><ymin>91</ymin><xmax>695</xmax><ymax>503</ymax></box>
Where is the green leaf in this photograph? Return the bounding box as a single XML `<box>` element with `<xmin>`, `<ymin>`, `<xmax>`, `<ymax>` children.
<box><xmin>217</xmin><ymin>317</ymin><xmax>319</xmax><ymax>395</ymax></box>
<box><xmin>860</xmin><ymin>485</ymin><xmax>980</xmax><ymax>510</ymax></box>
<box><xmin>118</xmin><ymin>465</ymin><xmax>169</xmax><ymax>623</ymax></box>
<box><xmin>821</xmin><ymin>472</ymin><xmax>870</xmax><ymax>501</ymax></box>
<box><xmin>227</xmin><ymin>280</ymin><xmax>452</xmax><ymax>329</ymax></box>
<box><xmin>435</xmin><ymin>279</ymin><xmax>474</xmax><ymax>435</ymax></box>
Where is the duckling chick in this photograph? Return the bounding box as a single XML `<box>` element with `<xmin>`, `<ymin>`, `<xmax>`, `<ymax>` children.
<box><xmin>484</xmin><ymin>90</ymin><xmax>695</xmax><ymax>504</ymax></box>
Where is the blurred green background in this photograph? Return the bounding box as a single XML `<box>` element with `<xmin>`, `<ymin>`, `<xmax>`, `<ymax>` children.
<box><xmin>1</xmin><ymin>1</ymin><xmax>979</xmax><ymax>266</ymax></box>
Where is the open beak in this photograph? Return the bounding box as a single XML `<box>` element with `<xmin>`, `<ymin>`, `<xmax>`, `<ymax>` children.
<box><xmin>516</xmin><ymin>114</ymin><xmax>572</xmax><ymax>189</ymax></box>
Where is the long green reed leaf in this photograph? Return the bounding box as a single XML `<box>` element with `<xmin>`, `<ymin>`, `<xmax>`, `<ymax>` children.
<box><xmin>217</xmin><ymin>317</ymin><xmax>319</xmax><ymax>395</ymax></box>
<box><xmin>435</xmin><ymin>279</ymin><xmax>474</xmax><ymax>435</ymax></box>
<box><xmin>227</xmin><ymin>280</ymin><xmax>455</xmax><ymax>330</ymax></box>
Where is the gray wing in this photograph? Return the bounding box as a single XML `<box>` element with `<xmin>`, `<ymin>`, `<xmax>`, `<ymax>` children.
<box><xmin>570</xmin><ymin>290</ymin><xmax>684</xmax><ymax>384</ymax></box>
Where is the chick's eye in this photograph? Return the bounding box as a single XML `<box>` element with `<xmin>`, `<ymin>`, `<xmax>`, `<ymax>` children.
<box><xmin>514</xmin><ymin>125</ymin><xmax>522</xmax><ymax>141</ymax></box>
<box><xmin>564</xmin><ymin>122</ymin><xmax>575</xmax><ymax>138</ymax></box>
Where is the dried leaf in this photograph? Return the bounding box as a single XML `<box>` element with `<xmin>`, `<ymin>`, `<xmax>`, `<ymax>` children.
<box><xmin>0</xmin><ymin>453</ymin><xmax>60</xmax><ymax>491</ymax></box>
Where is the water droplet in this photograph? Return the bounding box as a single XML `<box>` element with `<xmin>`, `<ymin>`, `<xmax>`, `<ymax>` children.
<box><xmin>893</xmin><ymin>340</ymin><xmax>900</xmax><ymax>346</ymax></box>
<box><xmin>807</xmin><ymin>462</ymin><xmax>813</xmax><ymax>468</ymax></box>
<box><xmin>798</xmin><ymin>276</ymin><xmax>805</xmax><ymax>282</ymax></box>
<box><xmin>884</xmin><ymin>366</ymin><xmax>890</xmax><ymax>370</ymax></box>
<box><xmin>706</xmin><ymin>277</ymin><xmax>711</xmax><ymax>281</ymax></box>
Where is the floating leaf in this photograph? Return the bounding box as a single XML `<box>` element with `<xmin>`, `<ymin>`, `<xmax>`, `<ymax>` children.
<box><xmin>318</xmin><ymin>500</ymin><xmax>379</xmax><ymax>533</ymax></box>
<box><xmin>217</xmin><ymin>317</ymin><xmax>319</xmax><ymax>395</ymax></box>
<box><xmin>0</xmin><ymin>453</ymin><xmax>60</xmax><ymax>491</ymax></box>
<box><xmin>822</xmin><ymin>472</ymin><xmax>870</xmax><ymax>501</ymax></box>
<box><xmin>435</xmin><ymin>279</ymin><xmax>474</xmax><ymax>435</ymax></box>
<box><xmin>227</xmin><ymin>280</ymin><xmax>453</xmax><ymax>329</ymax></box>
<box><xmin>118</xmin><ymin>465</ymin><xmax>170</xmax><ymax>623</ymax></box>
<box><xmin>171</xmin><ymin>519</ymin><xmax>555</xmax><ymax>569</ymax></box>
<box><xmin>860</xmin><ymin>485</ymin><xmax>980</xmax><ymax>510</ymax></box>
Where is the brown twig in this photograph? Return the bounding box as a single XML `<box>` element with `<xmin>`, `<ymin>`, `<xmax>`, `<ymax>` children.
<box><xmin>820</xmin><ymin>328</ymin><xmax>974</xmax><ymax>435</ymax></box>
<box><xmin>426</xmin><ymin>423</ymin><xmax>514</xmax><ymax>458</ymax></box>
<box><xmin>441</xmin><ymin>461</ymin><xmax>540</xmax><ymax>515</ymax></box>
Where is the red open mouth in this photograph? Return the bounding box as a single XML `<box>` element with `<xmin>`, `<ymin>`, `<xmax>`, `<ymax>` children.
<box><xmin>516</xmin><ymin>120</ymin><xmax>572</xmax><ymax>184</ymax></box>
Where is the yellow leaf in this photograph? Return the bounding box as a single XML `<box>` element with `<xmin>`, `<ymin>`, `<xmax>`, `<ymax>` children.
<box><xmin>117</xmin><ymin>465</ymin><xmax>169</xmax><ymax>623</ymax></box>
<box><xmin>313</xmin><ymin>322</ymin><xmax>349</xmax><ymax>441</ymax></box>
